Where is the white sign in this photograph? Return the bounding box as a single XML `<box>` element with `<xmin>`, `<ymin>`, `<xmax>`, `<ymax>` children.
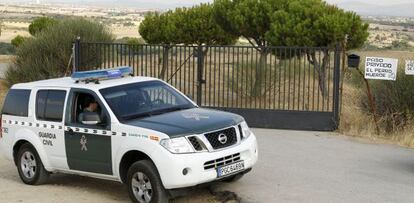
<box><xmin>365</xmin><ymin>57</ymin><xmax>398</xmax><ymax>81</ymax></box>
<box><xmin>405</xmin><ymin>60</ymin><xmax>414</xmax><ymax>75</ymax></box>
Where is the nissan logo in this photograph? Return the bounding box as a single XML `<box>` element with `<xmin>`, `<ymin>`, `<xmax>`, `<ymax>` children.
<box><xmin>218</xmin><ymin>133</ymin><xmax>228</xmax><ymax>144</ymax></box>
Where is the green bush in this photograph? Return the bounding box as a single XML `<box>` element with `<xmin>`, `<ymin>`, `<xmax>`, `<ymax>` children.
<box><xmin>391</xmin><ymin>40</ymin><xmax>411</xmax><ymax>50</ymax></box>
<box><xmin>363</xmin><ymin>67</ymin><xmax>414</xmax><ymax>132</ymax></box>
<box><xmin>5</xmin><ymin>18</ymin><xmax>114</xmax><ymax>87</ymax></box>
<box><xmin>114</xmin><ymin>37</ymin><xmax>144</xmax><ymax>44</ymax></box>
<box><xmin>28</xmin><ymin>16</ymin><xmax>58</xmax><ymax>36</ymax></box>
<box><xmin>126</xmin><ymin>37</ymin><xmax>145</xmax><ymax>46</ymax></box>
<box><xmin>11</xmin><ymin>35</ymin><xmax>28</xmax><ymax>47</ymax></box>
<box><xmin>126</xmin><ymin>37</ymin><xmax>145</xmax><ymax>53</ymax></box>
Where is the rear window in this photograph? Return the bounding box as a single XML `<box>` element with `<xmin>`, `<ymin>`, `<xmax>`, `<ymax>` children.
<box><xmin>2</xmin><ymin>89</ymin><xmax>31</xmax><ymax>117</ymax></box>
<box><xmin>36</xmin><ymin>90</ymin><xmax>66</xmax><ymax>122</ymax></box>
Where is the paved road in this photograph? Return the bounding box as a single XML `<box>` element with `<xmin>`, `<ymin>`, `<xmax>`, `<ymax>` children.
<box><xmin>217</xmin><ymin>129</ymin><xmax>414</xmax><ymax>203</ymax></box>
<box><xmin>1</xmin><ymin>129</ymin><xmax>414</xmax><ymax>203</ymax></box>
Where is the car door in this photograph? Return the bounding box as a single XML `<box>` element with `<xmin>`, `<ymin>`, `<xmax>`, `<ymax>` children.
<box><xmin>64</xmin><ymin>88</ymin><xmax>113</xmax><ymax>175</ymax></box>
<box><xmin>34</xmin><ymin>88</ymin><xmax>69</xmax><ymax>169</ymax></box>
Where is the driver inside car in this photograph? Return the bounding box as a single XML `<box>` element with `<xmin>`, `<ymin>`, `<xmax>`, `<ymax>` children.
<box><xmin>78</xmin><ymin>97</ymin><xmax>101</xmax><ymax>123</ymax></box>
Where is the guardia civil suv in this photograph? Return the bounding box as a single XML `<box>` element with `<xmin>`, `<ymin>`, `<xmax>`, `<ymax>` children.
<box><xmin>0</xmin><ymin>67</ymin><xmax>258</xmax><ymax>203</ymax></box>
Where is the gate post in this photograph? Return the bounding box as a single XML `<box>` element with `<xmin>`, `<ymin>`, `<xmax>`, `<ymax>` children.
<box><xmin>72</xmin><ymin>36</ymin><xmax>81</xmax><ymax>73</ymax></box>
<box><xmin>196</xmin><ymin>45</ymin><xmax>205</xmax><ymax>105</ymax></box>
<box><xmin>333</xmin><ymin>44</ymin><xmax>341</xmax><ymax>129</ymax></box>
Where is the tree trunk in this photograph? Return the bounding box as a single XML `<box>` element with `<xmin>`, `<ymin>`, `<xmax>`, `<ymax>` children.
<box><xmin>202</xmin><ymin>46</ymin><xmax>209</xmax><ymax>65</ymax></box>
<box><xmin>158</xmin><ymin>45</ymin><xmax>170</xmax><ymax>80</ymax></box>
<box><xmin>309</xmin><ymin>51</ymin><xmax>329</xmax><ymax>98</ymax></box>
<box><xmin>252</xmin><ymin>49</ymin><xmax>268</xmax><ymax>97</ymax></box>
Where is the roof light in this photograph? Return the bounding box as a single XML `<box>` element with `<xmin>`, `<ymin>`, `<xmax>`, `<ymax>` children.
<box><xmin>71</xmin><ymin>67</ymin><xmax>133</xmax><ymax>83</ymax></box>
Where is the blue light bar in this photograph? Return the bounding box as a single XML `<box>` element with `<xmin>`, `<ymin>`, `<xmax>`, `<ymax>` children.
<box><xmin>71</xmin><ymin>67</ymin><xmax>133</xmax><ymax>82</ymax></box>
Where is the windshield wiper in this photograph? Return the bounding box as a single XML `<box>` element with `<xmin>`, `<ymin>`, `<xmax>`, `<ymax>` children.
<box><xmin>150</xmin><ymin>106</ymin><xmax>193</xmax><ymax>116</ymax></box>
<box><xmin>124</xmin><ymin>106</ymin><xmax>193</xmax><ymax>120</ymax></box>
<box><xmin>123</xmin><ymin>112</ymin><xmax>153</xmax><ymax>120</ymax></box>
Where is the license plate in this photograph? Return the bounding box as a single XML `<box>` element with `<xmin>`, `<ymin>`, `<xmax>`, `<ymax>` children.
<box><xmin>217</xmin><ymin>161</ymin><xmax>245</xmax><ymax>177</ymax></box>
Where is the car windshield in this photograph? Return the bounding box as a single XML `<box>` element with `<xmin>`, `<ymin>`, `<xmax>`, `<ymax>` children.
<box><xmin>100</xmin><ymin>81</ymin><xmax>196</xmax><ymax>121</ymax></box>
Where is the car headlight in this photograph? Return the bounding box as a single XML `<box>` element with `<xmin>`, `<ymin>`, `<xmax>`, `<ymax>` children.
<box><xmin>160</xmin><ymin>137</ymin><xmax>195</xmax><ymax>154</ymax></box>
<box><xmin>240</xmin><ymin>121</ymin><xmax>252</xmax><ymax>139</ymax></box>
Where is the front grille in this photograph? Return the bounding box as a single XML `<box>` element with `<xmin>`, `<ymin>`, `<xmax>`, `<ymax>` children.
<box><xmin>238</xmin><ymin>124</ymin><xmax>244</xmax><ymax>140</ymax></box>
<box><xmin>188</xmin><ymin>136</ymin><xmax>203</xmax><ymax>151</ymax></box>
<box><xmin>204</xmin><ymin>153</ymin><xmax>241</xmax><ymax>170</ymax></box>
<box><xmin>204</xmin><ymin>127</ymin><xmax>237</xmax><ymax>150</ymax></box>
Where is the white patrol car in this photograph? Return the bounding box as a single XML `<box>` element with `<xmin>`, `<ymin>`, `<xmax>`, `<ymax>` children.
<box><xmin>0</xmin><ymin>67</ymin><xmax>258</xmax><ymax>203</ymax></box>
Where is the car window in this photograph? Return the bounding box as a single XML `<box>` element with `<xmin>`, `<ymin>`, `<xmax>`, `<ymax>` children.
<box><xmin>36</xmin><ymin>90</ymin><xmax>66</xmax><ymax>122</ymax></box>
<box><xmin>2</xmin><ymin>89</ymin><xmax>31</xmax><ymax>117</ymax></box>
<box><xmin>73</xmin><ymin>92</ymin><xmax>102</xmax><ymax>124</ymax></box>
<box><xmin>36</xmin><ymin>90</ymin><xmax>48</xmax><ymax>120</ymax></box>
<box><xmin>100</xmin><ymin>81</ymin><xmax>195</xmax><ymax>121</ymax></box>
<box><xmin>65</xmin><ymin>90</ymin><xmax>110</xmax><ymax>130</ymax></box>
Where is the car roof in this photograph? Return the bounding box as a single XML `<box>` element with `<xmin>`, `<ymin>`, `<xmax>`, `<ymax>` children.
<box><xmin>12</xmin><ymin>76</ymin><xmax>159</xmax><ymax>91</ymax></box>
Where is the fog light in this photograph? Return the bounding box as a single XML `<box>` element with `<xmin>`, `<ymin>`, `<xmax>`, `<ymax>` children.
<box><xmin>182</xmin><ymin>168</ymin><xmax>189</xmax><ymax>175</ymax></box>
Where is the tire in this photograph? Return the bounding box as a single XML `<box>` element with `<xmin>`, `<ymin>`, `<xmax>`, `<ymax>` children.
<box><xmin>223</xmin><ymin>173</ymin><xmax>244</xmax><ymax>183</ymax></box>
<box><xmin>16</xmin><ymin>143</ymin><xmax>49</xmax><ymax>185</ymax></box>
<box><xmin>127</xmin><ymin>160</ymin><xmax>169</xmax><ymax>203</ymax></box>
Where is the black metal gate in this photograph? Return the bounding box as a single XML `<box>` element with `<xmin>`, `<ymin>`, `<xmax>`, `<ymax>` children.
<box><xmin>73</xmin><ymin>40</ymin><xmax>341</xmax><ymax>131</ymax></box>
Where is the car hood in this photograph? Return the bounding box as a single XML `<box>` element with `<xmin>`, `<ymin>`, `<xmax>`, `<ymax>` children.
<box><xmin>124</xmin><ymin>108</ymin><xmax>244</xmax><ymax>137</ymax></box>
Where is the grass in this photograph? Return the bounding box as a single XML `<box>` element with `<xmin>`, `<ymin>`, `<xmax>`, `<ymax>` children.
<box><xmin>0</xmin><ymin>79</ymin><xmax>8</xmax><ymax>110</ymax></box>
<box><xmin>0</xmin><ymin>56</ymin><xmax>12</xmax><ymax>109</ymax></box>
<box><xmin>340</xmin><ymin>83</ymin><xmax>414</xmax><ymax>147</ymax></box>
<box><xmin>339</xmin><ymin>83</ymin><xmax>381</xmax><ymax>140</ymax></box>
<box><xmin>339</xmin><ymin>50</ymin><xmax>414</xmax><ymax>148</ymax></box>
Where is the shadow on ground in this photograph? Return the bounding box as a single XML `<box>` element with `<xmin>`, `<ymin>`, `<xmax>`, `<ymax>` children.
<box><xmin>44</xmin><ymin>174</ymin><xmax>242</xmax><ymax>203</ymax></box>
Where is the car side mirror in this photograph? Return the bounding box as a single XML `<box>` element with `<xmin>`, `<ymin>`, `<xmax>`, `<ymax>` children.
<box><xmin>81</xmin><ymin>112</ymin><xmax>102</xmax><ymax>125</ymax></box>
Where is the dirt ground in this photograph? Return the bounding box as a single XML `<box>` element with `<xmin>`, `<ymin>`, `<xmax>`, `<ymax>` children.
<box><xmin>0</xmin><ymin>29</ymin><xmax>30</xmax><ymax>43</ymax></box>
<box><xmin>0</xmin><ymin>24</ymin><xmax>138</xmax><ymax>43</ymax></box>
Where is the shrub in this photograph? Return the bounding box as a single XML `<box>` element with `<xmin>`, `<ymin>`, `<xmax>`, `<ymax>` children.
<box><xmin>113</xmin><ymin>37</ymin><xmax>155</xmax><ymax>55</ymax></box>
<box><xmin>114</xmin><ymin>37</ymin><xmax>144</xmax><ymax>44</ymax></box>
<box><xmin>11</xmin><ymin>35</ymin><xmax>28</xmax><ymax>47</ymax></box>
<box><xmin>28</xmin><ymin>16</ymin><xmax>58</xmax><ymax>36</ymax></box>
<box><xmin>363</xmin><ymin>67</ymin><xmax>414</xmax><ymax>132</ymax></box>
<box><xmin>126</xmin><ymin>37</ymin><xmax>145</xmax><ymax>53</ymax></box>
<box><xmin>5</xmin><ymin>18</ymin><xmax>114</xmax><ymax>87</ymax></box>
<box><xmin>391</xmin><ymin>40</ymin><xmax>411</xmax><ymax>50</ymax></box>
<box><xmin>126</xmin><ymin>37</ymin><xmax>145</xmax><ymax>46</ymax></box>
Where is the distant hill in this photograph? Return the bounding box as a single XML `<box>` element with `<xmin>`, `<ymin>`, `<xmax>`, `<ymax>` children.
<box><xmin>3</xmin><ymin>0</ymin><xmax>414</xmax><ymax>17</ymax></box>
<box><xmin>337</xmin><ymin>1</ymin><xmax>414</xmax><ymax>17</ymax></box>
<box><xmin>2</xmin><ymin>0</ymin><xmax>212</xmax><ymax>9</ymax></box>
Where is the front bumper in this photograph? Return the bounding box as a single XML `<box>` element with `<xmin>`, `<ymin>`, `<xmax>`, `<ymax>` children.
<box><xmin>157</xmin><ymin>133</ymin><xmax>258</xmax><ymax>189</ymax></box>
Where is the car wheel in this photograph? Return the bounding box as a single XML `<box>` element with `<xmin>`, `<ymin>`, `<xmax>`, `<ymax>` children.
<box><xmin>17</xmin><ymin>143</ymin><xmax>49</xmax><ymax>185</ymax></box>
<box><xmin>127</xmin><ymin>160</ymin><xmax>169</xmax><ymax>203</ymax></box>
